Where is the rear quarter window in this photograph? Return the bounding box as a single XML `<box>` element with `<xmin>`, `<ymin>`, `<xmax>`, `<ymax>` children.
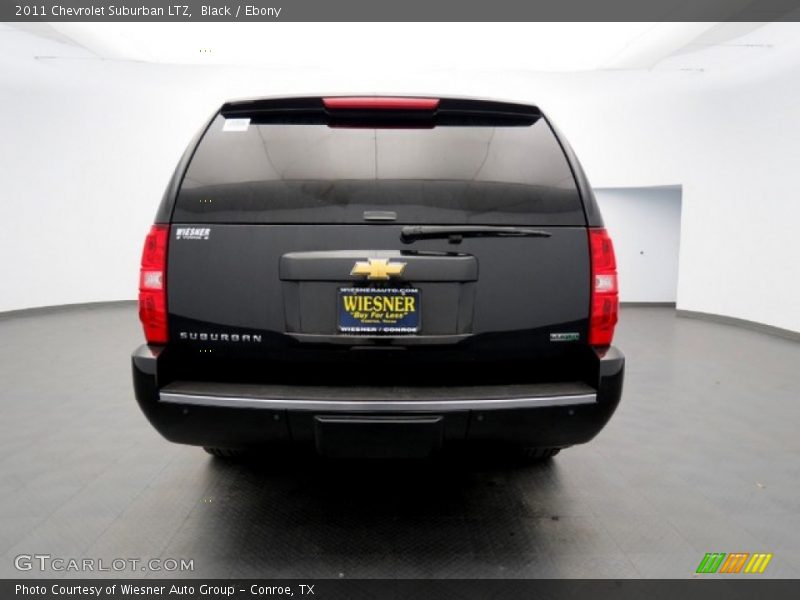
<box><xmin>173</xmin><ymin>115</ymin><xmax>585</xmax><ymax>226</ymax></box>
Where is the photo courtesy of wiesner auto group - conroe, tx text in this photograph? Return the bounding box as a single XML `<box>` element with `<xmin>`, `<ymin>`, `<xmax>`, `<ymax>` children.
<box><xmin>2</xmin><ymin>1</ymin><xmax>800</xmax><ymax>599</ymax></box>
<box><xmin>15</xmin><ymin>583</ymin><xmax>301</xmax><ymax>597</ymax></box>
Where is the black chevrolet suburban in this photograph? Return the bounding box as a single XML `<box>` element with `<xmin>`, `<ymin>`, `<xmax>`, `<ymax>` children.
<box><xmin>132</xmin><ymin>96</ymin><xmax>624</xmax><ymax>459</ymax></box>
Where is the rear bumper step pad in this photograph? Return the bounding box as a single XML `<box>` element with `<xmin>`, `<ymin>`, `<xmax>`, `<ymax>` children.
<box><xmin>158</xmin><ymin>381</ymin><xmax>596</xmax><ymax>412</ymax></box>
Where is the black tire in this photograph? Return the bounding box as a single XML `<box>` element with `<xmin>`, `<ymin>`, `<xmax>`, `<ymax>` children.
<box><xmin>520</xmin><ymin>447</ymin><xmax>561</xmax><ymax>461</ymax></box>
<box><xmin>203</xmin><ymin>447</ymin><xmax>246</xmax><ymax>459</ymax></box>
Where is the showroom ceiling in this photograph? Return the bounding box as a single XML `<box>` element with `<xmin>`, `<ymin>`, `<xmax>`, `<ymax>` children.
<box><xmin>1</xmin><ymin>21</ymin><xmax>795</xmax><ymax>74</ymax></box>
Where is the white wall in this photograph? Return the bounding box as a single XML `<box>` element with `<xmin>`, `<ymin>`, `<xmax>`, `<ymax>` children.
<box><xmin>673</xmin><ymin>77</ymin><xmax>800</xmax><ymax>332</ymax></box>
<box><xmin>1</xmin><ymin>25</ymin><xmax>798</xmax><ymax>332</ymax></box>
<box><xmin>594</xmin><ymin>187</ymin><xmax>682</xmax><ymax>303</ymax></box>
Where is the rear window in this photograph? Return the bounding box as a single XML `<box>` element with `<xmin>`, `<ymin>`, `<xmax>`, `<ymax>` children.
<box><xmin>173</xmin><ymin>114</ymin><xmax>584</xmax><ymax>225</ymax></box>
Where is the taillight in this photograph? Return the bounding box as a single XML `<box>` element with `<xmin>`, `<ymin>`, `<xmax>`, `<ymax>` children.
<box><xmin>138</xmin><ymin>224</ymin><xmax>169</xmax><ymax>344</ymax></box>
<box><xmin>589</xmin><ymin>228</ymin><xmax>618</xmax><ymax>346</ymax></box>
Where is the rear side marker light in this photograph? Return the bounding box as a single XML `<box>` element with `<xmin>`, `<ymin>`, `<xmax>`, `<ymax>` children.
<box><xmin>588</xmin><ymin>228</ymin><xmax>619</xmax><ymax>347</ymax></box>
<box><xmin>323</xmin><ymin>97</ymin><xmax>440</xmax><ymax>111</ymax></box>
<box><xmin>138</xmin><ymin>224</ymin><xmax>169</xmax><ymax>344</ymax></box>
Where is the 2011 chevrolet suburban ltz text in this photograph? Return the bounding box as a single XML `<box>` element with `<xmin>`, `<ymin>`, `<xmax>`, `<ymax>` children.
<box><xmin>131</xmin><ymin>96</ymin><xmax>624</xmax><ymax>460</ymax></box>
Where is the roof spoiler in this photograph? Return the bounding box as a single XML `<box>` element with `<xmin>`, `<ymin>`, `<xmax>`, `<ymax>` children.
<box><xmin>220</xmin><ymin>96</ymin><xmax>542</xmax><ymax>126</ymax></box>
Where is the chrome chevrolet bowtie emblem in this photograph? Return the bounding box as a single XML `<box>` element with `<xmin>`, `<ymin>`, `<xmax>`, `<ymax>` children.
<box><xmin>350</xmin><ymin>258</ymin><xmax>407</xmax><ymax>280</ymax></box>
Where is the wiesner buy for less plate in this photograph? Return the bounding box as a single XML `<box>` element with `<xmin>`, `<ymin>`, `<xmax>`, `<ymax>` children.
<box><xmin>338</xmin><ymin>287</ymin><xmax>420</xmax><ymax>334</ymax></box>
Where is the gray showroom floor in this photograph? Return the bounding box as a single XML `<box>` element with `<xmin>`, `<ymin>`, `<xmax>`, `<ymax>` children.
<box><xmin>1</xmin><ymin>304</ymin><xmax>799</xmax><ymax>579</ymax></box>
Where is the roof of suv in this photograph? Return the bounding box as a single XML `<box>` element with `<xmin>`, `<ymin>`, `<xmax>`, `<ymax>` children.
<box><xmin>220</xmin><ymin>95</ymin><xmax>542</xmax><ymax>126</ymax></box>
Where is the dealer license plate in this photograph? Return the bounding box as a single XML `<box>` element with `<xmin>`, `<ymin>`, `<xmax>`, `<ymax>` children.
<box><xmin>338</xmin><ymin>287</ymin><xmax>420</xmax><ymax>334</ymax></box>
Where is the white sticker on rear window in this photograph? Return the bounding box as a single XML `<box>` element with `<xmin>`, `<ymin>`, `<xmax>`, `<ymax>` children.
<box><xmin>222</xmin><ymin>118</ymin><xmax>250</xmax><ymax>132</ymax></box>
<box><xmin>175</xmin><ymin>227</ymin><xmax>210</xmax><ymax>240</ymax></box>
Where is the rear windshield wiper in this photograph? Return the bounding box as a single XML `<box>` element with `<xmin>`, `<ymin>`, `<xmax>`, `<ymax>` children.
<box><xmin>400</xmin><ymin>225</ymin><xmax>552</xmax><ymax>244</ymax></box>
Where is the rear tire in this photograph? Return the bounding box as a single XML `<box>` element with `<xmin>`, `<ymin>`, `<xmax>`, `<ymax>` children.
<box><xmin>203</xmin><ymin>447</ymin><xmax>246</xmax><ymax>460</ymax></box>
<box><xmin>520</xmin><ymin>447</ymin><xmax>561</xmax><ymax>461</ymax></box>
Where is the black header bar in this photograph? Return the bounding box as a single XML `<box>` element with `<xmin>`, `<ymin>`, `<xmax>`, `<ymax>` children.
<box><xmin>4</xmin><ymin>0</ymin><xmax>800</xmax><ymax>22</ymax></box>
